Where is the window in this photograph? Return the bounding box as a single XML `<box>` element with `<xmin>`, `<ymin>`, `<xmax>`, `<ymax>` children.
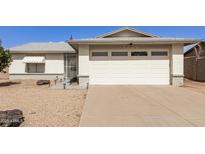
<box><xmin>26</xmin><ymin>63</ymin><xmax>45</xmax><ymax>73</ymax></box>
<box><xmin>131</xmin><ymin>51</ymin><xmax>148</xmax><ymax>56</ymax></box>
<box><xmin>151</xmin><ymin>51</ymin><xmax>168</xmax><ymax>56</ymax></box>
<box><xmin>112</xmin><ymin>52</ymin><xmax>128</xmax><ymax>56</ymax></box>
<box><xmin>92</xmin><ymin>52</ymin><xmax>108</xmax><ymax>56</ymax></box>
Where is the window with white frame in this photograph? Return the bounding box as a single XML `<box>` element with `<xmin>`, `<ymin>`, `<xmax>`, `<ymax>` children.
<box><xmin>26</xmin><ymin>63</ymin><xmax>45</xmax><ymax>73</ymax></box>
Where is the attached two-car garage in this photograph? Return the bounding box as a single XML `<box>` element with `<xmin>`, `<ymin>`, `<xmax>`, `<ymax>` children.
<box><xmin>69</xmin><ymin>27</ymin><xmax>193</xmax><ymax>87</ymax></box>
<box><xmin>89</xmin><ymin>50</ymin><xmax>170</xmax><ymax>85</ymax></box>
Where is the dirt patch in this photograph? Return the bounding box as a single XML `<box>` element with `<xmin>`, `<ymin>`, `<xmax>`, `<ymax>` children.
<box><xmin>0</xmin><ymin>73</ymin><xmax>8</xmax><ymax>80</ymax></box>
<box><xmin>0</xmin><ymin>80</ymin><xmax>87</xmax><ymax>127</ymax></box>
<box><xmin>0</xmin><ymin>68</ymin><xmax>9</xmax><ymax>80</ymax></box>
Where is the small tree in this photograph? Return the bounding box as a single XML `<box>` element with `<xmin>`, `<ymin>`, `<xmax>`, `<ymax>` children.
<box><xmin>0</xmin><ymin>40</ymin><xmax>12</xmax><ymax>73</ymax></box>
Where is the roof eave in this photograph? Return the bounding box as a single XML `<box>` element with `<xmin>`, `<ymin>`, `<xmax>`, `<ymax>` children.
<box><xmin>68</xmin><ymin>40</ymin><xmax>200</xmax><ymax>45</ymax></box>
<box><xmin>9</xmin><ymin>50</ymin><xmax>76</xmax><ymax>53</ymax></box>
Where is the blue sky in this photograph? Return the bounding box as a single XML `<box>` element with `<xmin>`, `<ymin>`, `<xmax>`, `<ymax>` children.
<box><xmin>0</xmin><ymin>26</ymin><xmax>205</xmax><ymax>48</ymax></box>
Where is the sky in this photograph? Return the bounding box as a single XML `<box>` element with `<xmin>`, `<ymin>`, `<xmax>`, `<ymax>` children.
<box><xmin>0</xmin><ymin>26</ymin><xmax>205</xmax><ymax>48</ymax></box>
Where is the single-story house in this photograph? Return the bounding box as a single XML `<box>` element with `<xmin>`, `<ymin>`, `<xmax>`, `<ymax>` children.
<box><xmin>9</xmin><ymin>27</ymin><xmax>200</xmax><ymax>86</ymax></box>
<box><xmin>184</xmin><ymin>41</ymin><xmax>205</xmax><ymax>81</ymax></box>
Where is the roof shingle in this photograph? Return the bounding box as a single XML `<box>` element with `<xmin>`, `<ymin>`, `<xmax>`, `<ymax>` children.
<box><xmin>10</xmin><ymin>42</ymin><xmax>75</xmax><ymax>53</ymax></box>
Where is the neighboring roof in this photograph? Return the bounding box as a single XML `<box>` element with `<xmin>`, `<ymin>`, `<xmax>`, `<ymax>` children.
<box><xmin>184</xmin><ymin>42</ymin><xmax>200</xmax><ymax>54</ymax></box>
<box><xmin>9</xmin><ymin>42</ymin><xmax>75</xmax><ymax>53</ymax></box>
<box><xmin>69</xmin><ymin>37</ymin><xmax>201</xmax><ymax>45</ymax></box>
<box><xmin>96</xmin><ymin>27</ymin><xmax>159</xmax><ymax>38</ymax></box>
<box><xmin>184</xmin><ymin>41</ymin><xmax>205</xmax><ymax>55</ymax></box>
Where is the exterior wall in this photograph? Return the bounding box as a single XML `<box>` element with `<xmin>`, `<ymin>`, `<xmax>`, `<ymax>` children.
<box><xmin>171</xmin><ymin>44</ymin><xmax>184</xmax><ymax>86</ymax></box>
<box><xmin>184</xmin><ymin>43</ymin><xmax>205</xmax><ymax>81</ymax></box>
<box><xmin>0</xmin><ymin>68</ymin><xmax>9</xmax><ymax>80</ymax></box>
<box><xmin>9</xmin><ymin>54</ymin><xmax>26</xmax><ymax>74</ymax></box>
<box><xmin>78</xmin><ymin>45</ymin><xmax>90</xmax><ymax>86</ymax></box>
<box><xmin>9</xmin><ymin>53</ymin><xmax>64</xmax><ymax>80</ymax></box>
<box><xmin>10</xmin><ymin>74</ymin><xmax>64</xmax><ymax>80</ymax></box>
<box><xmin>45</xmin><ymin>53</ymin><xmax>64</xmax><ymax>74</ymax></box>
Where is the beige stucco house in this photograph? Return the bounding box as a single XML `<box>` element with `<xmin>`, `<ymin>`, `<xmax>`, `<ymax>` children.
<box><xmin>9</xmin><ymin>27</ymin><xmax>200</xmax><ymax>86</ymax></box>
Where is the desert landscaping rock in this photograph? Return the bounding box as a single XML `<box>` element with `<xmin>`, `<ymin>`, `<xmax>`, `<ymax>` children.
<box><xmin>36</xmin><ymin>80</ymin><xmax>50</xmax><ymax>85</ymax></box>
<box><xmin>0</xmin><ymin>109</ymin><xmax>24</xmax><ymax>127</ymax></box>
<box><xmin>0</xmin><ymin>80</ymin><xmax>21</xmax><ymax>87</ymax></box>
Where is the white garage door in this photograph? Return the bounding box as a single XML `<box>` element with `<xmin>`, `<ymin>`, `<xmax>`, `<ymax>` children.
<box><xmin>89</xmin><ymin>51</ymin><xmax>170</xmax><ymax>85</ymax></box>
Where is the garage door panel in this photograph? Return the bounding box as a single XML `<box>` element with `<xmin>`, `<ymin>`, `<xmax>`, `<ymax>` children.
<box><xmin>89</xmin><ymin>59</ymin><xmax>170</xmax><ymax>85</ymax></box>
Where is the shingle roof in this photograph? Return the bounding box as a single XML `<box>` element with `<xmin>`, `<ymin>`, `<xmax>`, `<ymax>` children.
<box><xmin>10</xmin><ymin>42</ymin><xmax>75</xmax><ymax>53</ymax></box>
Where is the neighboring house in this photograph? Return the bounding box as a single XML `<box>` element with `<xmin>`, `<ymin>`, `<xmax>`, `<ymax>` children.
<box><xmin>184</xmin><ymin>41</ymin><xmax>205</xmax><ymax>81</ymax></box>
<box><xmin>9</xmin><ymin>27</ymin><xmax>200</xmax><ymax>86</ymax></box>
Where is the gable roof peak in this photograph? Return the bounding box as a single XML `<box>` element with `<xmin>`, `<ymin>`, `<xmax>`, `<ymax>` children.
<box><xmin>96</xmin><ymin>27</ymin><xmax>159</xmax><ymax>38</ymax></box>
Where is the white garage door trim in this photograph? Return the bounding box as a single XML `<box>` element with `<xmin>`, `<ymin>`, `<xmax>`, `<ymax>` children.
<box><xmin>89</xmin><ymin>50</ymin><xmax>170</xmax><ymax>85</ymax></box>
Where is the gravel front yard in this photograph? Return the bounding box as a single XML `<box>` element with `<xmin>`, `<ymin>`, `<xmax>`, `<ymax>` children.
<box><xmin>0</xmin><ymin>80</ymin><xmax>87</xmax><ymax>127</ymax></box>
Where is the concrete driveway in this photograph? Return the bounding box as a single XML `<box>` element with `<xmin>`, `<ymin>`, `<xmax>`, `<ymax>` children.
<box><xmin>80</xmin><ymin>85</ymin><xmax>205</xmax><ymax>127</ymax></box>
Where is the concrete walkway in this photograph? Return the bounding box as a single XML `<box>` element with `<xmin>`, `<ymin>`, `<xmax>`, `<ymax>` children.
<box><xmin>80</xmin><ymin>85</ymin><xmax>205</xmax><ymax>127</ymax></box>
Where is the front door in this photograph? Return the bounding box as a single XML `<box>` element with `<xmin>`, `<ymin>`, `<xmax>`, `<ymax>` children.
<box><xmin>64</xmin><ymin>53</ymin><xmax>77</xmax><ymax>79</ymax></box>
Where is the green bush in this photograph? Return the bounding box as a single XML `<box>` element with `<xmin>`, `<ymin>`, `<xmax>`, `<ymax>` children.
<box><xmin>0</xmin><ymin>40</ymin><xmax>12</xmax><ymax>73</ymax></box>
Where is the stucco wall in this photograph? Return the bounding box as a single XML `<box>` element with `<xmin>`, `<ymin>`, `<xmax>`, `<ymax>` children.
<box><xmin>171</xmin><ymin>44</ymin><xmax>184</xmax><ymax>75</ymax></box>
<box><xmin>78</xmin><ymin>45</ymin><xmax>89</xmax><ymax>76</ymax></box>
<box><xmin>45</xmin><ymin>53</ymin><xmax>64</xmax><ymax>74</ymax></box>
<box><xmin>9</xmin><ymin>54</ymin><xmax>26</xmax><ymax>74</ymax></box>
<box><xmin>9</xmin><ymin>53</ymin><xmax>64</xmax><ymax>79</ymax></box>
<box><xmin>171</xmin><ymin>44</ymin><xmax>184</xmax><ymax>86</ymax></box>
<box><xmin>10</xmin><ymin>74</ymin><xmax>63</xmax><ymax>80</ymax></box>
